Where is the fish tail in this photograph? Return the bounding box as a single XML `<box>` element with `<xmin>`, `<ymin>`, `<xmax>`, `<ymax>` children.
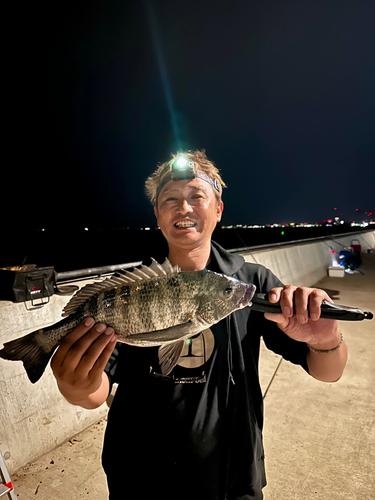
<box><xmin>0</xmin><ymin>329</ymin><xmax>54</xmax><ymax>384</ymax></box>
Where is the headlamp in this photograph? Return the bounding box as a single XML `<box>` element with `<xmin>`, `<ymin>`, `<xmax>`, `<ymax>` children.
<box><xmin>156</xmin><ymin>154</ymin><xmax>220</xmax><ymax>202</ymax></box>
<box><xmin>170</xmin><ymin>156</ymin><xmax>196</xmax><ymax>181</ymax></box>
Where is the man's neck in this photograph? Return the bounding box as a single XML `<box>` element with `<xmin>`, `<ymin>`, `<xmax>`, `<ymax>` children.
<box><xmin>167</xmin><ymin>242</ymin><xmax>211</xmax><ymax>271</ymax></box>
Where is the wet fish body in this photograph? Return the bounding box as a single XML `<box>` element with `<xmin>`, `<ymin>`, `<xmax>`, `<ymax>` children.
<box><xmin>0</xmin><ymin>259</ymin><xmax>255</xmax><ymax>383</ymax></box>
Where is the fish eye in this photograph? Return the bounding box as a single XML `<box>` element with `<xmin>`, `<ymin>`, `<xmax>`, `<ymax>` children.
<box><xmin>223</xmin><ymin>286</ymin><xmax>233</xmax><ymax>298</ymax></box>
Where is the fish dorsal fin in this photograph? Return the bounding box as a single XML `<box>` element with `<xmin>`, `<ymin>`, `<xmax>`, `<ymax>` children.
<box><xmin>61</xmin><ymin>275</ymin><xmax>126</xmax><ymax>317</ymax></box>
<box><xmin>130</xmin><ymin>268</ymin><xmax>152</xmax><ymax>280</ymax></box>
<box><xmin>147</xmin><ymin>258</ymin><xmax>180</xmax><ymax>275</ymax></box>
<box><xmin>149</xmin><ymin>258</ymin><xmax>167</xmax><ymax>275</ymax></box>
<box><xmin>161</xmin><ymin>258</ymin><xmax>175</xmax><ymax>274</ymax></box>
<box><xmin>61</xmin><ymin>258</ymin><xmax>180</xmax><ymax>318</ymax></box>
<box><xmin>138</xmin><ymin>264</ymin><xmax>159</xmax><ymax>278</ymax></box>
<box><xmin>162</xmin><ymin>258</ymin><xmax>181</xmax><ymax>274</ymax></box>
<box><xmin>121</xmin><ymin>269</ymin><xmax>143</xmax><ymax>281</ymax></box>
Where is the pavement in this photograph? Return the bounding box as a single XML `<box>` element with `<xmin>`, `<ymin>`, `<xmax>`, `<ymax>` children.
<box><xmin>262</xmin><ymin>252</ymin><xmax>375</xmax><ymax>500</ymax></box>
<box><xmin>8</xmin><ymin>253</ymin><xmax>375</xmax><ymax>499</ymax></box>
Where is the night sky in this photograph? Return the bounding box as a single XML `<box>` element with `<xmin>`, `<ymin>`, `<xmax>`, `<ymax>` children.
<box><xmin>5</xmin><ymin>0</ymin><xmax>375</xmax><ymax>231</ymax></box>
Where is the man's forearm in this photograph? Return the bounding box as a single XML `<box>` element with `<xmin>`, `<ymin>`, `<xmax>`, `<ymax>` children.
<box><xmin>307</xmin><ymin>332</ymin><xmax>348</xmax><ymax>382</ymax></box>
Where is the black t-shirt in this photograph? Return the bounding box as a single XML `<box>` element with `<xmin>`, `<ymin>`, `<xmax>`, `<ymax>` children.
<box><xmin>102</xmin><ymin>242</ymin><xmax>309</xmax><ymax>500</ymax></box>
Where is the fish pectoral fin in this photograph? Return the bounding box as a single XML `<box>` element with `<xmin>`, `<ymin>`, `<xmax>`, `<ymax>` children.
<box><xmin>158</xmin><ymin>341</ymin><xmax>185</xmax><ymax>376</ymax></box>
<box><xmin>127</xmin><ymin>322</ymin><xmax>199</xmax><ymax>345</ymax></box>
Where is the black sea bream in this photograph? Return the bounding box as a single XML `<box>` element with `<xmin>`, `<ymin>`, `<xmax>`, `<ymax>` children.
<box><xmin>0</xmin><ymin>259</ymin><xmax>255</xmax><ymax>383</ymax></box>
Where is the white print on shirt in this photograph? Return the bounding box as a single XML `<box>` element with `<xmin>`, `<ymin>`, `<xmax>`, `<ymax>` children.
<box><xmin>176</xmin><ymin>329</ymin><xmax>215</xmax><ymax>369</ymax></box>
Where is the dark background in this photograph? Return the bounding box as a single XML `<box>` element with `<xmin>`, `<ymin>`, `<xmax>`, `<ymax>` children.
<box><xmin>2</xmin><ymin>225</ymin><xmax>370</xmax><ymax>274</ymax></box>
<box><xmin>2</xmin><ymin>0</ymin><xmax>374</xmax><ymax>269</ymax></box>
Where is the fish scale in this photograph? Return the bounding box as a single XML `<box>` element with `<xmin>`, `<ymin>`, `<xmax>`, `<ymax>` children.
<box><xmin>0</xmin><ymin>258</ymin><xmax>256</xmax><ymax>382</ymax></box>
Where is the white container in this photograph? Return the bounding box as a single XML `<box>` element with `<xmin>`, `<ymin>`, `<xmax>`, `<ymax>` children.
<box><xmin>328</xmin><ymin>266</ymin><xmax>345</xmax><ymax>278</ymax></box>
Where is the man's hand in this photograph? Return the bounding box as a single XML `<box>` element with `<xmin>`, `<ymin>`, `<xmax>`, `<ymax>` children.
<box><xmin>264</xmin><ymin>285</ymin><xmax>340</xmax><ymax>348</ymax></box>
<box><xmin>264</xmin><ymin>285</ymin><xmax>348</xmax><ymax>382</ymax></box>
<box><xmin>51</xmin><ymin>318</ymin><xmax>117</xmax><ymax>408</ymax></box>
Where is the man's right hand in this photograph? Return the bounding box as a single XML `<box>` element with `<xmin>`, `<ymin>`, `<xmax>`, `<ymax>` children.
<box><xmin>51</xmin><ymin>318</ymin><xmax>117</xmax><ymax>408</ymax></box>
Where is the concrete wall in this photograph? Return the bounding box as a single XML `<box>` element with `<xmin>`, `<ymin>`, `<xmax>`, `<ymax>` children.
<box><xmin>0</xmin><ymin>230</ymin><xmax>374</xmax><ymax>474</ymax></box>
<box><xmin>238</xmin><ymin>230</ymin><xmax>375</xmax><ymax>286</ymax></box>
<box><xmin>0</xmin><ymin>278</ymin><xmax>109</xmax><ymax>474</ymax></box>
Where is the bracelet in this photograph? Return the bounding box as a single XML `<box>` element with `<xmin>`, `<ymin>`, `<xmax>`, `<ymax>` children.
<box><xmin>307</xmin><ymin>332</ymin><xmax>344</xmax><ymax>353</ymax></box>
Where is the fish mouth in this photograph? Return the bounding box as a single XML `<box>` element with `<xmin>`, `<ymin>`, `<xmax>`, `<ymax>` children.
<box><xmin>174</xmin><ymin>220</ymin><xmax>197</xmax><ymax>228</ymax></box>
<box><xmin>238</xmin><ymin>284</ymin><xmax>256</xmax><ymax>308</ymax></box>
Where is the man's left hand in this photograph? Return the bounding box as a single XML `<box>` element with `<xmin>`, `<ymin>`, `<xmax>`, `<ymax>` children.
<box><xmin>265</xmin><ymin>285</ymin><xmax>340</xmax><ymax>348</ymax></box>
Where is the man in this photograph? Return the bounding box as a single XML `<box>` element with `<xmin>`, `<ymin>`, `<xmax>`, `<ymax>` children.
<box><xmin>51</xmin><ymin>150</ymin><xmax>347</xmax><ymax>499</ymax></box>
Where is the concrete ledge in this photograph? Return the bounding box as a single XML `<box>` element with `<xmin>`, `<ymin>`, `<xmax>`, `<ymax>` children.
<box><xmin>238</xmin><ymin>230</ymin><xmax>375</xmax><ymax>286</ymax></box>
<box><xmin>0</xmin><ymin>279</ymin><xmax>108</xmax><ymax>474</ymax></box>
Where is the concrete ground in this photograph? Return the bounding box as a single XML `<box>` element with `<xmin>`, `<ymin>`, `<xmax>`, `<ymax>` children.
<box><xmin>262</xmin><ymin>252</ymin><xmax>375</xmax><ymax>500</ymax></box>
<box><xmin>8</xmin><ymin>254</ymin><xmax>375</xmax><ymax>499</ymax></box>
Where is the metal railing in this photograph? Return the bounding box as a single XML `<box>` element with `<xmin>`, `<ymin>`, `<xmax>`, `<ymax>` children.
<box><xmin>56</xmin><ymin>261</ymin><xmax>142</xmax><ymax>283</ymax></box>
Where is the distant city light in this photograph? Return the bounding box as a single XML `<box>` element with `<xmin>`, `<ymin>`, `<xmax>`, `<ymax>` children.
<box><xmin>219</xmin><ymin>207</ymin><xmax>373</xmax><ymax>230</ymax></box>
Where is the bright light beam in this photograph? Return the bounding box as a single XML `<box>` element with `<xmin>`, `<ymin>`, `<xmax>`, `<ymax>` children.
<box><xmin>144</xmin><ymin>1</ymin><xmax>182</xmax><ymax>150</ymax></box>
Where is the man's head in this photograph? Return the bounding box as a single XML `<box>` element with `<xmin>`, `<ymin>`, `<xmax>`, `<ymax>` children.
<box><xmin>145</xmin><ymin>150</ymin><xmax>227</xmax><ymax>252</ymax></box>
<box><xmin>145</xmin><ymin>149</ymin><xmax>227</xmax><ymax>207</ymax></box>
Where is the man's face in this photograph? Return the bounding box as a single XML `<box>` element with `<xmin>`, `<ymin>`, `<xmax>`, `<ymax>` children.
<box><xmin>154</xmin><ymin>177</ymin><xmax>223</xmax><ymax>251</ymax></box>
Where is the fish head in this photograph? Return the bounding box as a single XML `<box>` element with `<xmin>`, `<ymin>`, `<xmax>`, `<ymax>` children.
<box><xmin>197</xmin><ymin>271</ymin><xmax>256</xmax><ymax>324</ymax></box>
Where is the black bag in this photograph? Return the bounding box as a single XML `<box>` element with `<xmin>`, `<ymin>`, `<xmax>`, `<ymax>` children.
<box><xmin>0</xmin><ymin>266</ymin><xmax>56</xmax><ymax>305</ymax></box>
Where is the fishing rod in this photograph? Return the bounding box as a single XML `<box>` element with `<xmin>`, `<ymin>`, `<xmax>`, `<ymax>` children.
<box><xmin>250</xmin><ymin>293</ymin><xmax>373</xmax><ymax>321</ymax></box>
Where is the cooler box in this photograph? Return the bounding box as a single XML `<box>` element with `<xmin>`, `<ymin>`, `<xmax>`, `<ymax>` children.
<box><xmin>350</xmin><ymin>239</ymin><xmax>361</xmax><ymax>254</ymax></box>
<box><xmin>328</xmin><ymin>266</ymin><xmax>345</xmax><ymax>278</ymax></box>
